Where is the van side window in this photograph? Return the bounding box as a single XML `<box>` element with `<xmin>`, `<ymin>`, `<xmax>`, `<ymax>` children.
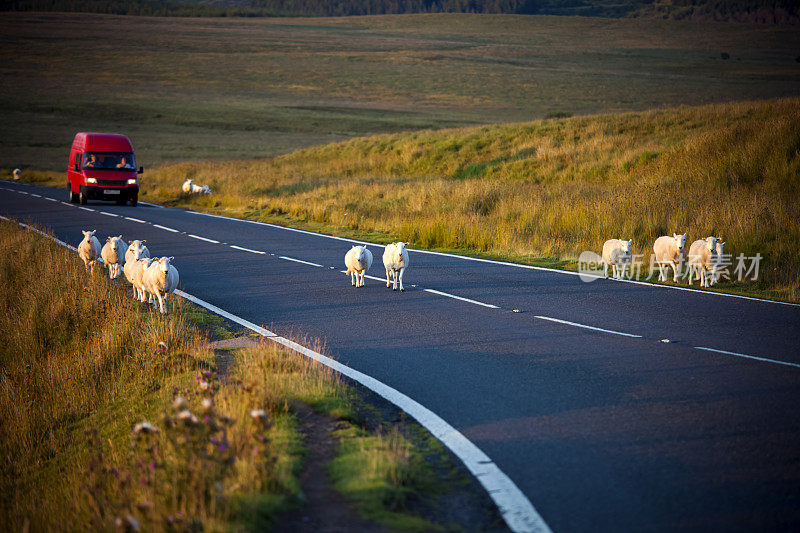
<box><xmin>74</xmin><ymin>153</ymin><xmax>81</xmax><ymax>171</ymax></box>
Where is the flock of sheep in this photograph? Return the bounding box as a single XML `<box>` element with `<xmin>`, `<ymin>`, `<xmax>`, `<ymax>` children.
<box><xmin>77</xmin><ymin>230</ymin><xmax>179</xmax><ymax>314</ymax></box>
<box><xmin>602</xmin><ymin>233</ymin><xmax>726</xmax><ymax>287</ymax></box>
<box><xmin>345</xmin><ymin>242</ymin><xmax>409</xmax><ymax>290</ymax></box>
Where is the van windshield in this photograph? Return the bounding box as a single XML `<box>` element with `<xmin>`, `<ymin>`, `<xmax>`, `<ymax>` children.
<box><xmin>82</xmin><ymin>152</ymin><xmax>135</xmax><ymax>171</ymax></box>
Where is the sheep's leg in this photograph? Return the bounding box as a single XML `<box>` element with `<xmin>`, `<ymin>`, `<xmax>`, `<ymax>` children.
<box><xmin>657</xmin><ymin>263</ymin><xmax>664</xmax><ymax>281</ymax></box>
<box><xmin>350</xmin><ymin>271</ymin><xmax>356</xmax><ymax>287</ymax></box>
<box><xmin>385</xmin><ymin>269</ymin><xmax>392</xmax><ymax>288</ymax></box>
<box><xmin>620</xmin><ymin>263</ymin><xmax>627</xmax><ymax>279</ymax></box>
<box><xmin>688</xmin><ymin>265</ymin><xmax>694</xmax><ymax>285</ymax></box>
<box><xmin>612</xmin><ymin>264</ymin><xmax>618</xmax><ymax>279</ymax></box>
<box><xmin>671</xmin><ymin>261</ymin><xmax>680</xmax><ymax>283</ymax></box>
<box><xmin>360</xmin><ymin>271</ymin><xmax>366</xmax><ymax>287</ymax></box>
<box><xmin>398</xmin><ymin>267</ymin><xmax>405</xmax><ymax>292</ymax></box>
<box><xmin>157</xmin><ymin>292</ymin><xmax>166</xmax><ymax>314</ymax></box>
<box><xmin>603</xmin><ymin>263</ymin><xmax>608</xmax><ymax>278</ymax></box>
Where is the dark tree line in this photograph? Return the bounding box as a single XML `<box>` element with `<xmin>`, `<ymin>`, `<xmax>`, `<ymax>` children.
<box><xmin>1</xmin><ymin>0</ymin><xmax>797</xmax><ymax>22</ymax></box>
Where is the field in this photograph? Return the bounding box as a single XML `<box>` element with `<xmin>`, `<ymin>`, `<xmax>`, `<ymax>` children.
<box><xmin>0</xmin><ymin>221</ymin><xmax>491</xmax><ymax>531</ymax></box>
<box><xmin>1</xmin><ymin>12</ymin><xmax>799</xmax><ymax>169</ymax></box>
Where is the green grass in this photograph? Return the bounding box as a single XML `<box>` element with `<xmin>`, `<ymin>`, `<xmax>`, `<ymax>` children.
<box><xmin>2</xmin><ymin>12</ymin><xmax>799</xmax><ymax>169</ymax></box>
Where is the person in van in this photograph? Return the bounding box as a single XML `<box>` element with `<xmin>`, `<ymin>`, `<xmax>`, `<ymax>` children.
<box><xmin>84</xmin><ymin>154</ymin><xmax>99</xmax><ymax>168</ymax></box>
<box><xmin>116</xmin><ymin>156</ymin><xmax>131</xmax><ymax>169</ymax></box>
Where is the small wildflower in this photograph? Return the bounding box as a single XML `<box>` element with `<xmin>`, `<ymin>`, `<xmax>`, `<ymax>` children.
<box><xmin>199</xmin><ymin>381</ymin><xmax>209</xmax><ymax>391</ymax></box>
<box><xmin>172</xmin><ymin>396</ymin><xmax>187</xmax><ymax>410</ymax></box>
<box><xmin>176</xmin><ymin>409</ymin><xmax>199</xmax><ymax>425</ymax></box>
<box><xmin>201</xmin><ymin>398</ymin><xmax>213</xmax><ymax>411</ymax></box>
<box><xmin>132</xmin><ymin>421</ymin><xmax>158</xmax><ymax>435</ymax></box>
<box><xmin>114</xmin><ymin>514</ymin><xmax>140</xmax><ymax>532</ymax></box>
<box><xmin>157</xmin><ymin>341</ymin><xmax>167</xmax><ymax>351</ymax></box>
<box><xmin>250</xmin><ymin>409</ymin><xmax>268</xmax><ymax>424</ymax></box>
<box><xmin>218</xmin><ymin>442</ymin><xmax>227</xmax><ymax>451</ymax></box>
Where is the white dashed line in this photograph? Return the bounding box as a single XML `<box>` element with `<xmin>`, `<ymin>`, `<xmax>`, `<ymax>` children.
<box><xmin>188</xmin><ymin>234</ymin><xmax>220</xmax><ymax>244</ymax></box>
<box><xmin>424</xmin><ymin>288</ymin><xmax>500</xmax><ymax>309</ymax></box>
<box><xmin>60</xmin><ymin>201</ymin><xmax>73</xmax><ymax>206</ymax></box>
<box><xmin>279</xmin><ymin>256</ymin><xmax>323</xmax><ymax>267</ymax></box>
<box><xmin>99</xmin><ymin>211</ymin><xmax>118</xmax><ymax>217</ymax></box>
<box><xmin>230</xmin><ymin>245</ymin><xmax>265</xmax><ymax>255</ymax></box>
<box><xmin>124</xmin><ymin>216</ymin><xmax>146</xmax><ymax>223</ymax></box>
<box><xmin>694</xmin><ymin>346</ymin><xmax>800</xmax><ymax>369</ymax></box>
<box><xmin>78</xmin><ymin>207</ymin><xmax>94</xmax><ymax>212</ymax></box>
<box><xmin>18</xmin><ymin>191</ymin><xmax>28</xmax><ymax>195</ymax></box>
<box><xmin>153</xmin><ymin>224</ymin><xmax>179</xmax><ymax>233</ymax></box>
<box><xmin>30</xmin><ymin>194</ymin><xmax>41</xmax><ymax>198</ymax></box>
<box><xmin>534</xmin><ymin>315</ymin><xmax>642</xmax><ymax>338</ymax></box>
<box><xmin>46</xmin><ymin>197</ymin><xmax>57</xmax><ymax>202</ymax></box>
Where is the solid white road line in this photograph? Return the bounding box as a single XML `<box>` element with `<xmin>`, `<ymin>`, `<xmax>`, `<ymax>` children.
<box><xmin>230</xmin><ymin>245</ymin><xmax>265</xmax><ymax>255</ymax></box>
<box><xmin>138</xmin><ymin>201</ymin><xmax>165</xmax><ymax>208</ymax></box>
<box><xmin>694</xmin><ymin>346</ymin><xmax>800</xmax><ymax>369</ymax></box>
<box><xmin>153</xmin><ymin>224</ymin><xmax>179</xmax><ymax>233</ymax></box>
<box><xmin>424</xmin><ymin>288</ymin><xmax>500</xmax><ymax>309</ymax></box>
<box><xmin>535</xmin><ymin>315</ymin><xmax>642</xmax><ymax>338</ymax></box>
<box><xmin>188</xmin><ymin>234</ymin><xmax>220</xmax><ymax>244</ymax></box>
<box><xmin>124</xmin><ymin>216</ymin><xmax>146</xmax><ymax>223</ymax></box>
<box><xmin>185</xmin><ymin>208</ymin><xmax>799</xmax><ymax>307</ymax></box>
<box><xmin>279</xmin><ymin>255</ymin><xmax>322</xmax><ymax>267</ymax></box>
<box><xmin>175</xmin><ymin>289</ymin><xmax>551</xmax><ymax>533</ymax></box>
<box><xmin>99</xmin><ymin>211</ymin><xmax>118</xmax><ymax>217</ymax></box>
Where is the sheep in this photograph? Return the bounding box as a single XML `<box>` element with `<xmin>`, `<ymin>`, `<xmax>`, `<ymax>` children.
<box><xmin>12</xmin><ymin>168</ymin><xmax>21</xmax><ymax>181</ymax></box>
<box><xmin>383</xmin><ymin>242</ymin><xmax>409</xmax><ymax>292</ymax></box>
<box><xmin>344</xmin><ymin>245</ymin><xmax>373</xmax><ymax>288</ymax></box>
<box><xmin>125</xmin><ymin>239</ymin><xmax>150</xmax><ymax>264</ymax></box>
<box><xmin>143</xmin><ymin>256</ymin><xmax>179</xmax><ymax>314</ymax></box>
<box><xmin>123</xmin><ymin>246</ymin><xmax>147</xmax><ymax>300</ymax></box>
<box><xmin>78</xmin><ymin>230</ymin><xmax>102</xmax><ymax>274</ymax></box>
<box><xmin>687</xmin><ymin>237</ymin><xmax>718</xmax><ymax>287</ymax></box>
<box><xmin>131</xmin><ymin>257</ymin><xmax>154</xmax><ymax>303</ymax></box>
<box><xmin>602</xmin><ymin>239</ymin><xmax>632</xmax><ymax>280</ymax></box>
<box><xmin>711</xmin><ymin>239</ymin><xmax>726</xmax><ymax>285</ymax></box>
<box><xmin>101</xmin><ymin>235</ymin><xmax>128</xmax><ymax>279</ymax></box>
<box><xmin>182</xmin><ymin>179</ymin><xmax>212</xmax><ymax>195</ymax></box>
<box><xmin>653</xmin><ymin>233</ymin><xmax>686</xmax><ymax>282</ymax></box>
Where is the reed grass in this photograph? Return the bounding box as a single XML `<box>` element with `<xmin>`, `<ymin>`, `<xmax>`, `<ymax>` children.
<box><xmin>136</xmin><ymin>97</ymin><xmax>800</xmax><ymax>301</ymax></box>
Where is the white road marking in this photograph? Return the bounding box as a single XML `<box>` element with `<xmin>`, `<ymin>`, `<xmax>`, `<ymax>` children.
<box><xmin>124</xmin><ymin>216</ymin><xmax>146</xmax><ymax>223</ymax></box>
<box><xmin>188</xmin><ymin>234</ymin><xmax>220</xmax><ymax>244</ymax></box>
<box><xmin>138</xmin><ymin>201</ymin><xmax>165</xmax><ymax>208</ymax></box>
<box><xmin>45</xmin><ymin>197</ymin><xmax>57</xmax><ymax>202</ymax></box>
<box><xmin>78</xmin><ymin>207</ymin><xmax>94</xmax><ymax>212</ymax></box>
<box><xmin>230</xmin><ymin>245</ymin><xmax>265</xmax><ymax>255</ymax></box>
<box><xmin>153</xmin><ymin>224</ymin><xmax>179</xmax><ymax>233</ymax></box>
<box><xmin>535</xmin><ymin>315</ymin><xmax>642</xmax><ymax>338</ymax></box>
<box><xmin>424</xmin><ymin>288</ymin><xmax>500</xmax><ymax>309</ymax></box>
<box><xmin>99</xmin><ymin>211</ymin><xmax>118</xmax><ymax>217</ymax></box>
<box><xmin>30</xmin><ymin>194</ymin><xmax>41</xmax><ymax>198</ymax></box>
<box><xmin>694</xmin><ymin>346</ymin><xmax>800</xmax><ymax>369</ymax></box>
<box><xmin>175</xmin><ymin>289</ymin><xmax>551</xmax><ymax>533</ymax></box>
<box><xmin>279</xmin><ymin>255</ymin><xmax>322</xmax><ymax>267</ymax></box>
<box><xmin>60</xmin><ymin>202</ymin><xmax>74</xmax><ymax>206</ymax></box>
<box><xmin>185</xmin><ymin>209</ymin><xmax>799</xmax><ymax>307</ymax></box>
<box><xmin>19</xmin><ymin>191</ymin><xmax>28</xmax><ymax>195</ymax></box>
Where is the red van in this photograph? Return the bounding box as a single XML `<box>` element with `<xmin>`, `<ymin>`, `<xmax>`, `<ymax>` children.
<box><xmin>67</xmin><ymin>132</ymin><xmax>143</xmax><ymax>206</ymax></box>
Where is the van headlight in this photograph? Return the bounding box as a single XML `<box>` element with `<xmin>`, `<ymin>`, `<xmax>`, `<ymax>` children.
<box><xmin>86</xmin><ymin>177</ymin><xmax>97</xmax><ymax>184</ymax></box>
<box><xmin>127</xmin><ymin>178</ymin><xmax>137</xmax><ymax>185</ymax></box>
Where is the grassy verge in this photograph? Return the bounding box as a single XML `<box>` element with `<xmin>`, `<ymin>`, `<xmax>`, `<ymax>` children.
<box><xmin>18</xmin><ymin>97</ymin><xmax>794</xmax><ymax>302</ymax></box>
<box><xmin>0</xmin><ymin>221</ymin><xmax>480</xmax><ymax>531</ymax></box>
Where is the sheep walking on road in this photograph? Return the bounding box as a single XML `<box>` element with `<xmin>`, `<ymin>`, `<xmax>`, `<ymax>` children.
<box><xmin>143</xmin><ymin>256</ymin><xmax>179</xmax><ymax>314</ymax></box>
<box><xmin>383</xmin><ymin>242</ymin><xmax>409</xmax><ymax>292</ymax></box>
<box><xmin>345</xmin><ymin>245</ymin><xmax>373</xmax><ymax>288</ymax></box>
<box><xmin>602</xmin><ymin>239</ymin><xmax>632</xmax><ymax>280</ymax></box>
<box><xmin>78</xmin><ymin>230</ymin><xmax>102</xmax><ymax>274</ymax></box>
<box><xmin>688</xmin><ymin>237</ymin><xmax>718</xmax><ymax>288</ymax></box>
<box><xmin>101</xmin><ymin>235</ymin><xmax>128</xmax><ymax>279</ymax></box>
<box><xmin>182</xmin><ymin>179</ymin><xmax>212</xmax><ymax>195</ymax></box>
<box><xmin>653</xmin><ymin>233</ymin><xmax>686</xmax><ymax>283</ymax></box>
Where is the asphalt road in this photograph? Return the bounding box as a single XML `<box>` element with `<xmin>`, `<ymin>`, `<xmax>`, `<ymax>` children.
<box><xmin>3</xmin><ymin>181</ymin><xmax>799</xmax><ymax>532</ymax></box>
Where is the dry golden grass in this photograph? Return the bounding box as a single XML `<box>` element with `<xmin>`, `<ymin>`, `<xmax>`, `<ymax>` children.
<box><xmin>139</xmin><ymin>97</ymin><xmax>800</xmax><ymax>301</ymax></box>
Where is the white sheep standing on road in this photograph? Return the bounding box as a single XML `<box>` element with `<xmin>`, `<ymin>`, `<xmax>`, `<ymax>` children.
<box><xmin>182</xmin><ymin>179</ymin><xmax>212</xmax><ymax>195</ymax></box>
<box><xmin>383</xmin><ymin>242</ymin><xmax>409</xmax><ymax>292</ymax></box>
<box><xmin>78</xmin><ymin>230</ymin><xmax>102</xmax><ymax>274</ymax></box>
<box><xmin>125</xmin><ymin>239</ymin><xmax>150</xmax><ymax>264</ymax></box>
<box><xmin>143</xmin><ymin>256</ymin><xmax>179</xmax><ymax>314</ymax></box>
<box><xmin>687</xmin><ymin>236</ymin><xmax>718</xmax><ymax>288</ymax></box>
<box><xmin>711</xmin><ymin>238</ymin><xmax>726</xmax><ymax>285</ymax></box>
<box><xmin>602</xmin><ymin>239</ymin><xmax>632</xmax><ymax>280</ymax></box>
<box><xmin>101</xmin><ymin>235</ymin><xmax>128</xmax><ymax>279</ymax></box>
<box><xmin>653</xmin><ymin>233</ymin><xmax>686</xmax><ymax>283</ymax></box>
<box><xmin>344</xmin><ymin>245</ymin><xmax>373</xmax><ymax>288</ymax></box>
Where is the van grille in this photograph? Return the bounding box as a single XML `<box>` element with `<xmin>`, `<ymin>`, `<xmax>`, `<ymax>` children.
<box><xmin>96</xmin><ymin>179</ymin><xmax>125</xmax><ymax>187</ymax></box>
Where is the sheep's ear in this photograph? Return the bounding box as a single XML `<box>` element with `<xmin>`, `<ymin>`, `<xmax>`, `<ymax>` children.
<box><xmin>141</xmin><ymin>240</ymin><xmax>146</xmax><ymax>243</ymax></box>
<box><xmin>168</xmin><ymin>256</ymin><xmax>174</xmax><ymax>261</ymax></box>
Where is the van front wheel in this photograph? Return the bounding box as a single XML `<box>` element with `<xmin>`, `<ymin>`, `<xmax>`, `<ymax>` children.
<box><xmin>79</xmin><ymin>191</ymin><xmax>87</xmax><ymax>205</ymax></box>
<box><xmin>68</xmin><ymin>184</ymin><xmax>78</xmax><ymax>203</ymax></box>
<box><xmin>129</xmin><ymin>194</ymin><xmax>138</xmax><ymax>207</ymax></box>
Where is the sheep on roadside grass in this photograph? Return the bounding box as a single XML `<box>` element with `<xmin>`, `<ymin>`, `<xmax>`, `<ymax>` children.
<box><xmin>182</xmin><ymin>179</ymin><xmax>212</xmax><ymax>195</ymax></box>
<box><xmin>345</xmin><ymin>245</ymin><xmax>373</xmax><ymax>287</ymax></box>
<box><xmin>383</xmin><ymin>242</ymin><xmax>409</xmax><ymax>292</ymax></box>
<box><xmin>101</xmin><ymin>235</ymin><xmax>127</xmax><ymax>279</ymax></box>
<box><xmin>711</xmin><ymin>238</ymin><xmax>726</xmax><ymax>285</ymax></box>
<box><xmin>78</xmin><ymin>230</ymin><xmax>102</xmax><ymax>274</ymax></box>
<box><xmin>124</xmin><ymin>246</ymin><xmax>147</xmax><ymax>300</ymax></box>
<box><xmin>688</xmin><ymin>237</ymin><xmax>718</xmax><ymax>288</ymax></box>
<box><xmin>12</xmin><ymin>169</ymin><xmax>21</xmax><ymax>181</ymax></box>
<box><xmin>143</xmin><ymin>256</ymin><xmax>179</xmax><ymax>314</ymax></box>
<box><xmin>602</xmin><ymin>239</ymin><xmax>632</xmax><ymax>280</ymax></box>
<box><xmin>125</xmin><ymin>239</ymin><xmax>150</xmax><ymax>264</ymax></box>
<box><xmin>131</xmin><ymin>257</ymin><xmax>154</xmax><ymax>303</ymax></box>
<box><xmin>653</xmin><ymin>233</ymin><xmax>686</xmax><ymax>283</ymax></box>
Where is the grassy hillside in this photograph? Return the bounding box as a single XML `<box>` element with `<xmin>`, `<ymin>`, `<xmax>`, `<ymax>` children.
<box><xmin>0</xmin><ymin>221</ymin><xmax>483</xmax><ymax>531</ymax></box>
<box><xmin>2</xmin><ymin>12</ymin><xmax>799</xmax><ymax>169</ymax></box>
<box><xmin>129</xmin><ymin>97</ymin><xmax>800</xmax><ymax>301</ymax></box>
